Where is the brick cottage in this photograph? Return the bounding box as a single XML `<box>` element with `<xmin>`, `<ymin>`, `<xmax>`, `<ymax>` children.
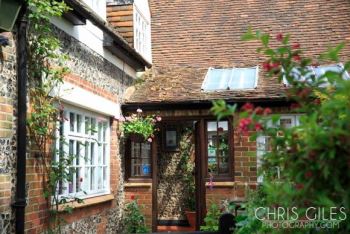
<box><xmin>0</xmin><ymin>0</ymin><xmax>350</xmax><ymax>233</ymax></box>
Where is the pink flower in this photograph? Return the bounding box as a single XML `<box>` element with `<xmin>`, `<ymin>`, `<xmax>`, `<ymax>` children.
<box><xmin>276</xmin><ymin>33</ymin><xmax>283</xmax><ymax>42</ymax></box>
<box><xmin>125</xmin><ymin>116</ymin><xmax>132</xmax><ymax>121</ymax></box>
<box><xmin>293</xmin><ymin>55</ymin><xmax>301</xmax><ymax>62</ymax></box>
<box><xmin>156</xmin><ymin>116</ymin><xmax>162</xmax><ymax>122</ymax></box>
<box><xmin>241</xmin><ymin>102</ymin><xmax>254</xmax><ymax>112</ymax></box>
<box><xmin>238</xmin><ymin>117</ymin><xmax>252</xmax><ymax>133</ymax></box>
<box><xmin>136</xmin><ymin>108</ymin><xmax>142</xmax><ymax>113</ymax></box>
<box><xmin>118</xmin><ymin>116</ymin><xmax>125</xmax><ymax>122</ymax></box>
<box><xmin>147</xmin><ymin>138</ymin><xmax>153</xmax><ymax>142</ymax></box>
<box><xmin>263</xmin><ymin>108</ymin><xmax>272</xmax><ymax>115</ymax></box>
<box><xmin>292</xmin><ymin>43</ymin><xmax>300</xmax><ymax>49</ymax></box>
<box><xmin>254</xmin><ymin>123</ymin><xmax>263</xmax><ymax>131</ymax></box>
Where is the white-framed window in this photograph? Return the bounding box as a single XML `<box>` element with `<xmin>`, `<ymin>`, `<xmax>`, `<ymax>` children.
<box><xmin>283</xmin><ymin>63</ymin><xmax>350</xmax><ymax>86</ymax></box>
<box><xmin>201</xmin><ymin>66</ymin><xmax>259</xmax><ymax>91</ymax></box>
<box><xmin>56</xmin><ymin>105</ymin><xmax>110</xmax><ymax>198</ymax></box>
<box><xmin>256</xmin><ymin>114</ymin><xmax>300</xmax><ymax>183</ymax></box>
<box><xmin>134</xmin><ymin>6</ymin><xmax>151</xmax><ymax>61</ymax></box>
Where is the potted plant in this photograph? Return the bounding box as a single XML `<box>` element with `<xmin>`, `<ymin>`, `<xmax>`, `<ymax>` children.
<box><xmin>121</xmin><ymin>108</ymin><xmax>161</xmax><ymax>142</ymax></box>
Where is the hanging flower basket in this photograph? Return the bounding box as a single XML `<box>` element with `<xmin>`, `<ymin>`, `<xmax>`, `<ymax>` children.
<box><xmin>120</xmin><ymin>108</ymin><xmax>161</xmax><ymax>143</ymax></box>
<box><xmin>128</xmin><ymin>133</ymin><xmax>145</xmax><ymax>143</ymax></box>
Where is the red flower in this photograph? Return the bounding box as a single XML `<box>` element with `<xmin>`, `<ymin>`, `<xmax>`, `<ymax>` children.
<box><xmin>292</xmin><ymin>43</ymin><xmax>300</xmax><ymax>49</ymax></box>
<box><xmin>313</xmin><ymin>99</ymin><xmax>321</xmax><ymax>105</ymax></box>
<box><xmin>241</xmin><ymin>102</ymin><xmax>254</xmax><ymax>112</ymax></box>
<box><xmin>254</xmin><ymin>123</ymin><xmax>263</xmax><ymax>131</ymax></box>
<box><xmin>254</xmin><ymin>106</ymin><xmax>264</xmax><ymax>115</ymax></box>
<box><xmin>298</xmin><ymin>87</ymin><xmax>312</xmax><ymax>99</ymax></box>
<box><xmin>238</xmin><ymin>117</ymin><xmax>252</xmax><ymax>133</ymax></box>
<box><xmin>308</xmin><ymin>150</ymin><xmax>317</xmax><ymax>160</ymax></box>
<box><xmin>304</xmin><ymin>171</ymin><xmax>313</xmax><ymax>178</ymax></box>
<box><xmin>276</xmin><ymin>33</ymin><xmax>283</xmax><ymax>42</ymax></box>
<box><xmin>293</xmin><ymin>55</ymin><xmax>301</xmax><ymax>62</ymax></box>
<box><xmin>262</xmin><ymin>62</ymin><xmax>272</xmax><ymax>71</ymax></box>
<box><xmin>130</xmin><ymin>194</ymin><xmax>135</xmax><ymax>200</ymax></box>
<box><xmin>290</xmin><ymin>103</ymin><xmax>301</xmax><ymax>110</ymax></box>
<box><xmin>295</xmin><ymin>183</ymin><xmax>304</xmax><ymax>190</ymax></box>
<box><xmin>263</xmin><ymin>108</ymin><xmax>272</xmax><ymax>115</ymax></box>
<box><xmin>271</xmin><ymin>62</ymin><xmax>280</xmax><ymax>69</ymax></box>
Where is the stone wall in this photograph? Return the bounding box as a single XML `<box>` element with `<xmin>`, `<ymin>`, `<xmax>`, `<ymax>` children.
<box><xmin>0</xmin><ymin>32</ymin><xmax>17</xmax><ymax>234</ymax></box>
<box><xmin>24</xmin><ymin>25</ymin><xmax>134</xmax><ymax>233</ymax></box>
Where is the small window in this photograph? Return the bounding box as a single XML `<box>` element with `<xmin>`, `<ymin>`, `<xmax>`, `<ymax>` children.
<box><xmin>134</xmin><ymin>7</ymin><xmax>151</xmax><ymax>61</ymax></box>
<box><xmin>256</xmin><ymin>115</ymin><xmax>300</xmax><ymax>183</ymax></box>
<box><xmin>126</xmin><ymin>140</ymin><xmax>152</xmax><ymax>180</ymax></box>
<box><xmin>201</xmin><ymin>67</ymin><xmax>258</xmax><ymax>91</ymax></box>
<box><xmin>206</xmin><ymin>120</ymin><xmax>232</xmax><ymax>177</ymax></box>
<box><xmin>56</xmin><ymin>106</ymin><xmax>110</xmax><ymax>198</ymax></box>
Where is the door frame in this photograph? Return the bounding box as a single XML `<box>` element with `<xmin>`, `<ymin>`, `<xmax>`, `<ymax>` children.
<box><xmin>151</xmin><ymin>117</ymin><xmax>207</xmax><ymax>232</ymax></box>
<box><xmin>195</xmin><ymin>119</ymin><xmax>206</xmax><ymax>230</ymax></box>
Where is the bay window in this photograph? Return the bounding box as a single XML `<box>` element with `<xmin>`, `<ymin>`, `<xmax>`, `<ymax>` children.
<box><xmin>56</xmin><ymin>106</ymin><xmax>110</xmax><ymax>198</ymax></box>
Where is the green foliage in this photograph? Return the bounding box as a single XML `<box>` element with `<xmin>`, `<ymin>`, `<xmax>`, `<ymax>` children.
<box><xmin>200</xmin><ymin>203</ymin><xmax>221</xmax><ymax>231</ymax></box>
<box><xmin>213</xmin><ymin>29</ymin><xmax>350</xmax><ymax>233</ymax></box>
<box><xmin>124</xmin><ymin>199</ymin><xmax>150</xmax><ymax>233</ymax></box>
<box><xmin>122</xmin><ymin>110</ymin><xmax>161</xmax><ymax>140</ymax></box>
<box><xmin>26</xmin><ymin>0</ymin><xmax>79</xmax><ymax>233</ymax></box>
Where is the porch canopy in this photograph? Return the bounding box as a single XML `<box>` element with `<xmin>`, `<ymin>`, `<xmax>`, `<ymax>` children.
<box><xmin>122</xmin><ymin>66</ymin><xmax>289</xmax><ymax>111</ymax></box>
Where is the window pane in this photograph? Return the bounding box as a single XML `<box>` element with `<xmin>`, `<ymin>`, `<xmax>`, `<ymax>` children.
<box><xmin>207</xmin><ymin>121</ymin><xmax>229</xmax><ymax>176</ymax></box>
<box><xmin>202</xmin><ymin>68</ymin><xmax>232</xmax><ymax>91</ymax></box>
<box><xmin>90</xmin><ymin>167</ymin><xmax>95</xmax><ymax>190</ymax></box>
<box><xmin>77</xmin><ymin>114</ymin><xmax>82</xmax><ymax>133</ymax></box>
<box><xmin>228</xmin><ymin>68</ymin><xmax>256</xmax><ymax>89</ymax></box>
<box><xmin>85</xmin><ymin>117</ymin><xmax>90</xmax><ymax>134</ymax></box>
<box><xmin>70</xmin><ymin>113</ymin><xmax>75</xmax><ymax>132</ymax></box>
<box><xmin>90</xmin><ymin>142</ymin><xmax>95</xmax><ymax>165</ymax></box>
<box><xmin>131</xmin><ymin>142</ymin><xmax>151</xmax><ymax>177</ymax></box>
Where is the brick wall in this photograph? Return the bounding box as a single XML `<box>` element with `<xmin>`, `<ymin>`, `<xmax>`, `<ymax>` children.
<box><xmin>0</xmin><ymin>31</ymin><xmax>17</xmax><ymax>234</ymax></box>
<box><xmin>124</xmin><ymin>186</ymin><xmax>153</xmax><ymax>227</ymax></box>
<box><xmin>24</xmin><ymin>25</ymin><xmax>133</xmax><ymax>233</ymax></box>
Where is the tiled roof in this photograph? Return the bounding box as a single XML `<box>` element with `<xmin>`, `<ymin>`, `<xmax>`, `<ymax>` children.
<box><xmin>126</xmin><ymin>0</ymin><xmax>350</xmax><ymax>104</ymax></box>
<box><xmin>149</xmin><ymin>0</ymin><xmax>350</xmax><ymax>68</ymax></box>
<box><xmin>125</xmin><ymin>66</ymin><xmax>286</xmax><ymax>104</ymax></box>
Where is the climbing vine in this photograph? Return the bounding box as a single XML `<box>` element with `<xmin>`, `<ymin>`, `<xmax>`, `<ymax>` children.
<box><xmin>26</xmin><ymin>0</ymin><xmax>81</xmax><ymax>233</ymax></box>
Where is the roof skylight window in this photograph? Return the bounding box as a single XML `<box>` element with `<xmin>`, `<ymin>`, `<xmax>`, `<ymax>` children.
<box><xmin>201</xmin><ymin>66</ymin><xmax>258</xmax><ymax>91</ymax></box>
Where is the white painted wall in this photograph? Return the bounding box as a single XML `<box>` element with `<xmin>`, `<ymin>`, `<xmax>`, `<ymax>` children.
<box><xmin>51</xmin><ymin>0</ymin><xmax>137</xmax><ymax>78</ymax></box>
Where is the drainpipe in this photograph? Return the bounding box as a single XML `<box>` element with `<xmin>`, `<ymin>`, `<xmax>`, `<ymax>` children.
<box><xmin>12</xmin><ymin>1</ymin><xmax>28</xmax><ymax>234</ymax></box>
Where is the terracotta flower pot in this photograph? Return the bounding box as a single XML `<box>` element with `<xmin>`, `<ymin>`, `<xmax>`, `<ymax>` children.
<box><xmin>185</xmin><ymin>211</ymin><xmax>196</xmax><ymax>227</ymax></box>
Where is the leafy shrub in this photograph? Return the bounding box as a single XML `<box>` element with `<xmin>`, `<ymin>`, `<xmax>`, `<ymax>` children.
<box><xmin>200</xmin><ymin>203</ymin><xmax>221</xmax><ymax>231</ymax></box>
<box><xmin>124</xmin><ymin>198</ymin><xmax>150</xmax><ymax>233</ymax></box>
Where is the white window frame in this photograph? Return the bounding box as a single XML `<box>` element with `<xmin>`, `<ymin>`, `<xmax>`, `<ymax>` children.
<box><xmin>256</xmin><ymin>114</ymin><xmax>301</xmax><ymax>183</ymax></box>
<box><xmin>55</xmin><ymin>104</ymin><xmax>110</xmax><ymax>199</ymax></box>
<box><xmin>201</xmin><ymin>66</ymin><xmax>259</xmax><ymax>91</ymax></box>
<box><xmin>283</xmin><ymin>63</ymin><xmax>350</xmax><ymax>86</ymax></box>
<box><xmin>133</xmin><ymin>5</ymin><xmax>151</xmax><ymax>61</ymax></box>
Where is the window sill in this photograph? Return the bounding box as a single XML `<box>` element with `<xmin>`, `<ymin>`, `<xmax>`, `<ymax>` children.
<box><xmin>124</xmin><ymin>182</ymin><xmax>152</xmax><ymax>188</ymax></box>
<box><xmin>57</xmin><ymin>194</ymin><xmax>114</xmax><ymax>212</ymax></box>
<box><xmin>205</xmin><ymin>182</ymin><xmax>235</xmax><ymax>187</ymax></box>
